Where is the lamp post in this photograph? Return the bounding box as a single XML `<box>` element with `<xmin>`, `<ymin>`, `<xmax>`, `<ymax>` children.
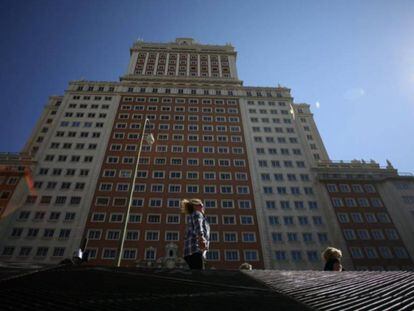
<box><xmin>117</xmin><ymin>118</ymin><xmax>155</xmax><ymax>267</ymax></box>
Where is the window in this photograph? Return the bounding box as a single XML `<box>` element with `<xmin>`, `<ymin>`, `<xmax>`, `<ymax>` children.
<box><xmin>268</xmin><ymin>216</ymin><xmax>279</xmax><ymax>225</ymax></box>
<box><xmin>223</xmin><ymin>216</ymin><xmax>235</xmax><ymax>225</ymax></box>
<box><xmin>102</xmin><ymin>249</ymin><xmax>117</xmax><ymax>259</ymax></box>
<box><xmin>165</xmin><ymin>231</ymin><xmax>179</xmax><ymax>241</ymax></box>
<box><xmin>240</xmin><ymin>216</ymin><xmax>254</xmax><ymax>225</ymax></box>
<box><xmin>337</xmin><ymin>213</ymin><xmax>349</xmax><ymax>223</ymax></box>
<box><xmin>244</xmin><ymin>250</ymin><xmax>259</xmax><ymax>261</ymax></box>
<box><xmin>145</xmin><ymin>231</ymin><xmax>159</xmax><ymax>241</ymax></box>
<box><xmin>385</xmin><ymin>229</ymin><xmax>399</xmax><ymax>240</ymax></box>
<box><xmin>41</xmin><ymin>228</ymin><xmax>54</xmax><ymax>239</ymax></box>
<box><xmin>287</xmin><ymin>232</ymin><xmax>298</xmax><ymax>242</ymax></box>
<box><xmin>224</xmin><ymin>232</ymin><xmax>237</xmax><ymax>242</ymax></box>
<box><xmin>343</xmin><ymin>229</ymin><xmax>356</xmax><ymax>240</ymax></box>
<box><xmin>312</xmin><ymin>216</ymin><xmax>323</xmax><ymax>225</ymax></box>
<box><xmin>332</xmin><ymin>198</ymin><xmax>344</xmax><ymax>208</ymax></box>
<box><xmin>224</xmin><ymin>250</ymin><xmax>239</xmax><ymax>261</ymax></box>
<box><xmin>339</xmin><ymin>184</ymin><xmax>351</xmax><ymax>192</ymax></box>
<box><xmin>110</xmin><ymin>213</ymin><xmax>123</xmax><ymax>222</ymax></box>
<box><xmin>394</xmin><ymin>247</ymin><xmax>409</xmax><ymax>259</ymax></box>
<box><xmin>357</xmin><ymin>229</ymin><xmax>371</xmax><ymax>240</ymax></box>
<box><xmin>147</xmin><ymin>214</ymin><xmax>161</xmax><ymax>224</ymax></box>
<box><xmin>291</xmin><ymin>251</ymin><xmax>302</xmax><ymax>261</ymax></box>
<box><xmin>371</xmin><ymin>229</ymin><xmax>385</xmax><ymax>240</ymax></box>
<box><xmin>275</xmin><ymin>251</ymin><xmax>286</xmax><ymax>261</ymax></box>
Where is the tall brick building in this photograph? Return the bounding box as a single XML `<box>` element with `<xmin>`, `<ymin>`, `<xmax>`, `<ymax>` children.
<box><xmin>0</xmin><ymin>38</ymin><xmax>412</xmax><ymax>270</ymax></box>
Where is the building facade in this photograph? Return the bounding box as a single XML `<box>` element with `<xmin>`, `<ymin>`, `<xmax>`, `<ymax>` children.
<box><xmin>0</xmin><ymin>38</ymin><xmax>412</xmax><ymax>270</ymax></box>
<box><xmin>313</xmin><ymin>160</ymin><xmax>414</xmax><ymax>270</ymax></box>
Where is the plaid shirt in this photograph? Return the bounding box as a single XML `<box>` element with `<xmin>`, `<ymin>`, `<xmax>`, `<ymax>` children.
<box><xmin>184</xmin><ymin>211</ymin><xmax>210</xmax><ymax>258</ymax></box>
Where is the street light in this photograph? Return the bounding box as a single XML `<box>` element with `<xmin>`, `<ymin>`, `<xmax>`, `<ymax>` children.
<box><xmin>117</xmin><ymin>118</ymin><xmax>155</xmax><ymax>267</ymax></box>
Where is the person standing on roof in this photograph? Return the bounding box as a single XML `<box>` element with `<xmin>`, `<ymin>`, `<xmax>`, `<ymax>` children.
<box><xmin>322</xmin><ymin>247</ymin><xmax>343</xmax><ymax>271</ymax></box>
<box><xmin>182</xmin><ymin>198</ymin><xmax>210</xmax><ymax>270</ymax></box>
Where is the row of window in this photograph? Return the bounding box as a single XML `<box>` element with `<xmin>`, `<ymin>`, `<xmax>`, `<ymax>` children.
<box><xmin>0</xmin><ymin>177</ymin><xmax>19</xmax><ymax>185</ymax></box>
<box><xmin>120</xmin><ymin>87</ymin><xmax>237</xmax><ymax>96</ymax></box>
<box><xmin>327</xmin><ymin>183</ymin><xmax>376</xmax><ymax>193</ymax></box>
<box><xmin>268</xmin><ymin>216</ymin><xmax>324</xmax><ymax>226</ymax></box>
<box><xmin>64</xmin><ymin>112</ymin><xmax>107</xmax><ymax>118</ymax></box>
<box><xmin>10</xmin><ymin>227</ymin><xmax>71</xmax><ymax>239</ymax></box>
<box><xmin>250</xmin><ymin>117</ymin><xmax>292</xmax><ymax>124</ymax></box>
<box><xmin>23</xmin><ymin>195</ymin><xmax>82</xmax><ymax>206</ymax></box>
<box><xmin>49</xmin><ymin>142</ymin><xmax>98</xmax><ymax>150</ymax></box>
<box><xmin>32</xmin><ymin>182</ymin><xmax>85</xmax><ymax>191</ymax></box>
<box><xmin>60</xmin><ymin>121</ymin><xmax>104</xmax><ymax>128</ymax></box>
<box><xmin>331</xmin><ymin>197</ymin><xmax>384</xmax><ymax>208</ymax></box>
<box><xmin>72</xmin><ymin>96</ymin><xmax>112</xmax><ymax>102</ymax></box>
<box><xmin>122</xmin><ymin>98</ymin><xmax>237</xmax><ymax>105</ymax></box>
<box><xmin>265</xmin><ymin>200</ymin><xmax>318</xmax><ymax>210</ymax></box>
<box><xmin>139</xmin><ymin>64</ymin><xmax>229</xmax><ymax>71</ymax></box>
<box><xmin>91</xmin><ymin>248</ymin><xmax>259</xmax><ymax>262</ymax></box>
<box><xmin>106</xmin><ymin>157</ymin><xmax>247</xmax><ymax>167</ymax></box>
<box><xmin>258</xmin><ymin>160</ymin><xmax>306</xmax><ymax>168</ymax></box>
<box><xmin>94</xmin><ymin>197</ymin><xmax>253</xmax><ymax>209</ymax></box>
<box><xmin>254</xmin><ymin>139</ymin><xmax>301</xmax><ymax>148</ymax></box>
<box><xmin>37</xmin><ymin>168</ymin><xmax>90</xmax><ymax>177</ymax></box>
<box><xmin>257</xmin><ymin>148</ymin><xmax>302</xmax><ymax>155</ymax></box>
<box><xmin>44</xmin><ymin>155</ymin><xmax>94</xmax><ymax>163</ymax></box>
<box><xmin>55</xmin><ymin>131</ymin><xmax>101</xmax><ymax>138</ymax></box>
<box><xmin>337</xmin><ymin>212</ymin><xmax>391</xmax><ymax>224</ymax></box>
<box><xmin>261</xmin><ymin>173</ymin><xmax>310</xmax><ymax>182</ymax></box>
<box><xmin>349</xmin><ymin>246</ymin><xmax>409</xmax><ymax>259</ymax></box>
<box><xmin>246</xmin><ymin>90</ymin><xmax>285</xmax><ymax>98</ymax></box>
<box><xmin>252</xmin><ymin>126</ymin><xmax>295</xmax><ymax>133</ymax></box>
<box><xmin>2</xmin><ymin>246</ymin><xmax>66</xmax><ymax>258</ymax></box>
<box><xmin>111</xmin><ymin>142</ymin><xmax>245</xmax><ymax>152</ymax></box>
<box><xmin>247</xmin><ymin>101</ymin><xmax>287</xmax><ymax>107</ymax></box>
<box><xmin>271</xmin><ymin>232</ymin><xmax>328</xmax><ymax>243</ymax></box>
<box><xmin>135</xmin><ymin>70</ymin><xmax>231</xmax><ymax>78</ymax></box>
<box><xmin>118</xmin><ymin>145</ymin><xmax>246</xmax><ymax>155</ymax></box>
<box><xmin>102</xmin><ymin>169</ymin><xmax>248</xmax><ymax>181</ymax></box>
<box><xmin>249</xmin><ymin>109</ymin><xmax>290</xmax><ymax>115</ymax></box>
<box><xmin>16</xmin><ymin>211</ymin><xmax>75</xmax><ymax>222</ymax></box>
<box><xmin>254</xmin><ymin>134</ymin><xmax>299</xmax><ymax>142</ymax></box>
<box><xmin>263</xmin><ymin>186</ymin><xmax>314</xmax><ymax>195</ymax></box>
<box><xmin>67</xmin><ymin>103</ymin><xmax>111</xmax><ymax>109</ymax></box>
<box><xmin>137</xmin><ymin>51</ymin><xmax>227</xmax><ymax>61</ymax></box>
<box><xmin>88</xmin><ymin>229</ymin><xmax>257</xmax><ymax>243</ymax></box>
<box><xmin>91</xmin><ymin>212</ymin><xmax>255</xmax><ymax>225</ymax></box>
<box><xmin>74</xmin><ymin>84</ymin><xmax>286</xmax><ymax>99</ymax></box>
<box><xmin>342</xmin><ymin>228</ymin><xmax>399</xmax><ymax>241</ymax></box>
<box><xmin>116</xmin><ymin>114</ymin><xmax>240</xmax><ymax>123</ymax></box>
<box><xmin>98</xmin><ymin>183</ymin><xmax>251</xmax><ymax>195</ymax></box>
<box><xmin>75</xmin><ymin>85</ymin><xmax>115</xmax><ymax>92</ymax></box>
<box><xmin>122</xmin><ymin>107</ymin><xmax>239</xmax><ymax>115</ymax></box>
<box><xmin>273</xmin><ymin>250</ymin><xmax>320</xmax><ymax>262</ymax></box>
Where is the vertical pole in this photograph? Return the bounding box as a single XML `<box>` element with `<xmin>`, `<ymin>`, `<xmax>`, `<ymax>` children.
<box><xmin>116</xmin><ymin>118</ymin><xmax>149</xmax><ymax>267</ymax></box>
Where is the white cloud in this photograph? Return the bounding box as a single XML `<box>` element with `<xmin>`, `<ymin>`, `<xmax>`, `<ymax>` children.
<box><xmin>315</xmin><ymin>101</ymin><xmax>320</xmax><ymax>109</ymax></box>
<box><xmin>344</xmin><ymin>88</ymin><xmax>365</xmax><ymax>100</ymax></box>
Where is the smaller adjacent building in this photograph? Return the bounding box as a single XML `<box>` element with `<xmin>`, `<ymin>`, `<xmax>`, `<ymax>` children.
<box><xmin>313</xmin><ymin>160</ymin><xmax>414</xmax><ymax>271</ymax></box>
<box><xmin>0</xmin><ymin>153</ymin><xmax>35</xmax><ymax>219</ymax></box>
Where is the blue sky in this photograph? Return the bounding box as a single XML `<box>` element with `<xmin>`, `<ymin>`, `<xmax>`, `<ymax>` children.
<box><xmin>1</xmin><ymin>0</ymin><xmax>413</xmax><ymax>172</ymax></box>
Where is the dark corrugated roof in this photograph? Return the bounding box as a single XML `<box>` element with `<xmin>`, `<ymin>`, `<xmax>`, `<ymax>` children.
<box><xmin>1</xmin><ymin>265</ymin><xmax>413</xmax><ymax>310</ymax></box>
<box><xmin>0</xmin><ymin>265</ymin><xmax>308</xmax><ymax>310</ymax></box>
<box><xmin>246</xmin><ymin>270</ymin><xmax>414</xmax><ymax>310</ymax></box>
